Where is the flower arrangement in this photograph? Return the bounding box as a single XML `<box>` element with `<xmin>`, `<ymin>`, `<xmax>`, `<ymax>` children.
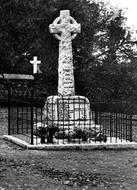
<box><xmin>34</xmin><ymin>121</ymin><xmax>59</xmax><ymax>144</ymax></box>
<box><xmin>34</xmin><ymin>120</ymin><xmax>107</xmax><ymax>144</ymax></box>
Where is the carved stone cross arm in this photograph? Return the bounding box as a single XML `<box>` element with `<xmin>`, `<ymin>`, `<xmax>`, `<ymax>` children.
<box><xmin>49</xmin><ymin>10</ymin><xmax>81</xmax><ymax>41</ymax></box>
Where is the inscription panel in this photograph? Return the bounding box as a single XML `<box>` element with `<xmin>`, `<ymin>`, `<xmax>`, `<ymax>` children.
<box><xmin>57</xmin><ymin>99</ymin><xmax>87</xmax><ymax>121</ymax></box>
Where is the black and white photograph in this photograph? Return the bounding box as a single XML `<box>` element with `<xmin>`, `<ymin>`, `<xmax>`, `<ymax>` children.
<box><xmin>0</xmin><ymin>0</ymin><xmax>137</xmax><ymax>189</ymax></box>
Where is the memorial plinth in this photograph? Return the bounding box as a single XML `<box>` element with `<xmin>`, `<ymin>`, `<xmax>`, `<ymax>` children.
<box><xmin>44</xmin><ymin>95</ymin><xmax>94</xmax><ymax>129</ymax></box>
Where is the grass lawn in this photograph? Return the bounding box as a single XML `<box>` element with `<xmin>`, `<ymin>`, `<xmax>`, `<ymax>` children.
<box><xmin>1</xmin><ymin>107</ymin><xmax>137</xmax><ymax>189</ymax></box>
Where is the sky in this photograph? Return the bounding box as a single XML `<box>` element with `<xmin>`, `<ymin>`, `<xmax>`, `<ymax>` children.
<box><xmin>98</xmin><ymin>0</ymin><xmax>137</xmax><ymax>29</ymax></box>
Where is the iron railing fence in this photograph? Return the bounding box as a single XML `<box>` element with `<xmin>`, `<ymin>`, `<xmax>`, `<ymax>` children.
<box><xmin>8</xmin><ymin>87</ymin><xmax>133</xmax><ymax>145</ymax></box>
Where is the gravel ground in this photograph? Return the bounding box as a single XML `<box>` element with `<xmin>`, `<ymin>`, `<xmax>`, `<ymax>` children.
<box><xmin>1</xmin><ymin>138</ymin><xmax>137</xmax><ymax>190</ymax></box>
<box><xmin>1</xmin><ymin>108</ymin><xmax>137</xmax><ymax>189</ymax></box>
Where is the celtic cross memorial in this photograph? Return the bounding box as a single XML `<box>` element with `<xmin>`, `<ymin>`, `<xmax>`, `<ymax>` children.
<box><xmin>44</xmin><ymin>10</ymin><xmax>94</xmax><ymax>128</ymax></box>
<box><xmin>49</xmin><ymin>10</ymin><xmax>81</xmax><ymax>96</ymax></box>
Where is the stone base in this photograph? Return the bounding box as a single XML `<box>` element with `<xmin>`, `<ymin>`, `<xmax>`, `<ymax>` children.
<box><xmin>43</xmin><ymin>95</ymin><xmax>95</xmax><ymax>127</ymax></box>
<box><xmin>42</xmin><ymin>95</ymin><xmax>105</xmax><ymax>142</ymax></box>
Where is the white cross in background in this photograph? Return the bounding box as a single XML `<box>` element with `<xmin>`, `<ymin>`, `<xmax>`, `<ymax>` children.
<box><xmin>30</xmin><ymin>56</ymin><xmax>41</xmax><ymax>74</ymax></box>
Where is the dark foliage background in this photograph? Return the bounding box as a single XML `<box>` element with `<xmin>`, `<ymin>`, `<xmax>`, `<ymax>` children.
<box><xmin>0</xmin><ymin>0</ymin><xmax>137</xmax><ymax>103</ymax></box>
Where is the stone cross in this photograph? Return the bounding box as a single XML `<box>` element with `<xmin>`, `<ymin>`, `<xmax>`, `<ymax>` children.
<box><xmin>30</xmin><ymin>56</ymin><xmax>41</xmax><ymax>74</ymax></box>
<box><xmin>49</xmin><ymin>10</ymin><xmax>81</xmax><ymax>96</ymax></box>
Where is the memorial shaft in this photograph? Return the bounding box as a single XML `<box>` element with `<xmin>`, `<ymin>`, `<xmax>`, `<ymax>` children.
<box><xmin>58</xmin><ymin>31</ymin><xmax>74</xmax><ymax>95</ymax></box>
<box><xmin>49</xmin><ymin>10</ymin><xmax>81</xmax><ymax>96</ymax></box>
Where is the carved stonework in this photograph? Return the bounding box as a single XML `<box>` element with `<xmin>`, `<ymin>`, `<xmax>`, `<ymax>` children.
<box><xmin>57</xmin><ymin>98</ymin><xmax>88</xmax><ymax>121</ymax></box>
<box><xmin>49</xmin><ymin>10</ymin><xmax>81</xmax><ymax>96</ymax></box>
<box><xmin>43</xmin><ymin>95</ymin><xmax>92</xmax><ymax>127</ymax></box>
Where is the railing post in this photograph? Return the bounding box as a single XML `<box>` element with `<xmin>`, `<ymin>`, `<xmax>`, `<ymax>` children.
<box><xmin>31</xmin><ymin>89</ymin><xmax>34</xmax><ymax>145</ymax></box>
<box><xmin>129</xmin><ymin>115</ymin><xmax>132</xmax><ymax>142</ymax></box>
<box><xmin>8</xmin><ymin>87</ymin><xmax>11</xmax><ymax>135</ymax></box>
<box><xmin>95</xmin><ymin>111</ymin><xmax>98</xmax><ymax>125</ymax></box>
